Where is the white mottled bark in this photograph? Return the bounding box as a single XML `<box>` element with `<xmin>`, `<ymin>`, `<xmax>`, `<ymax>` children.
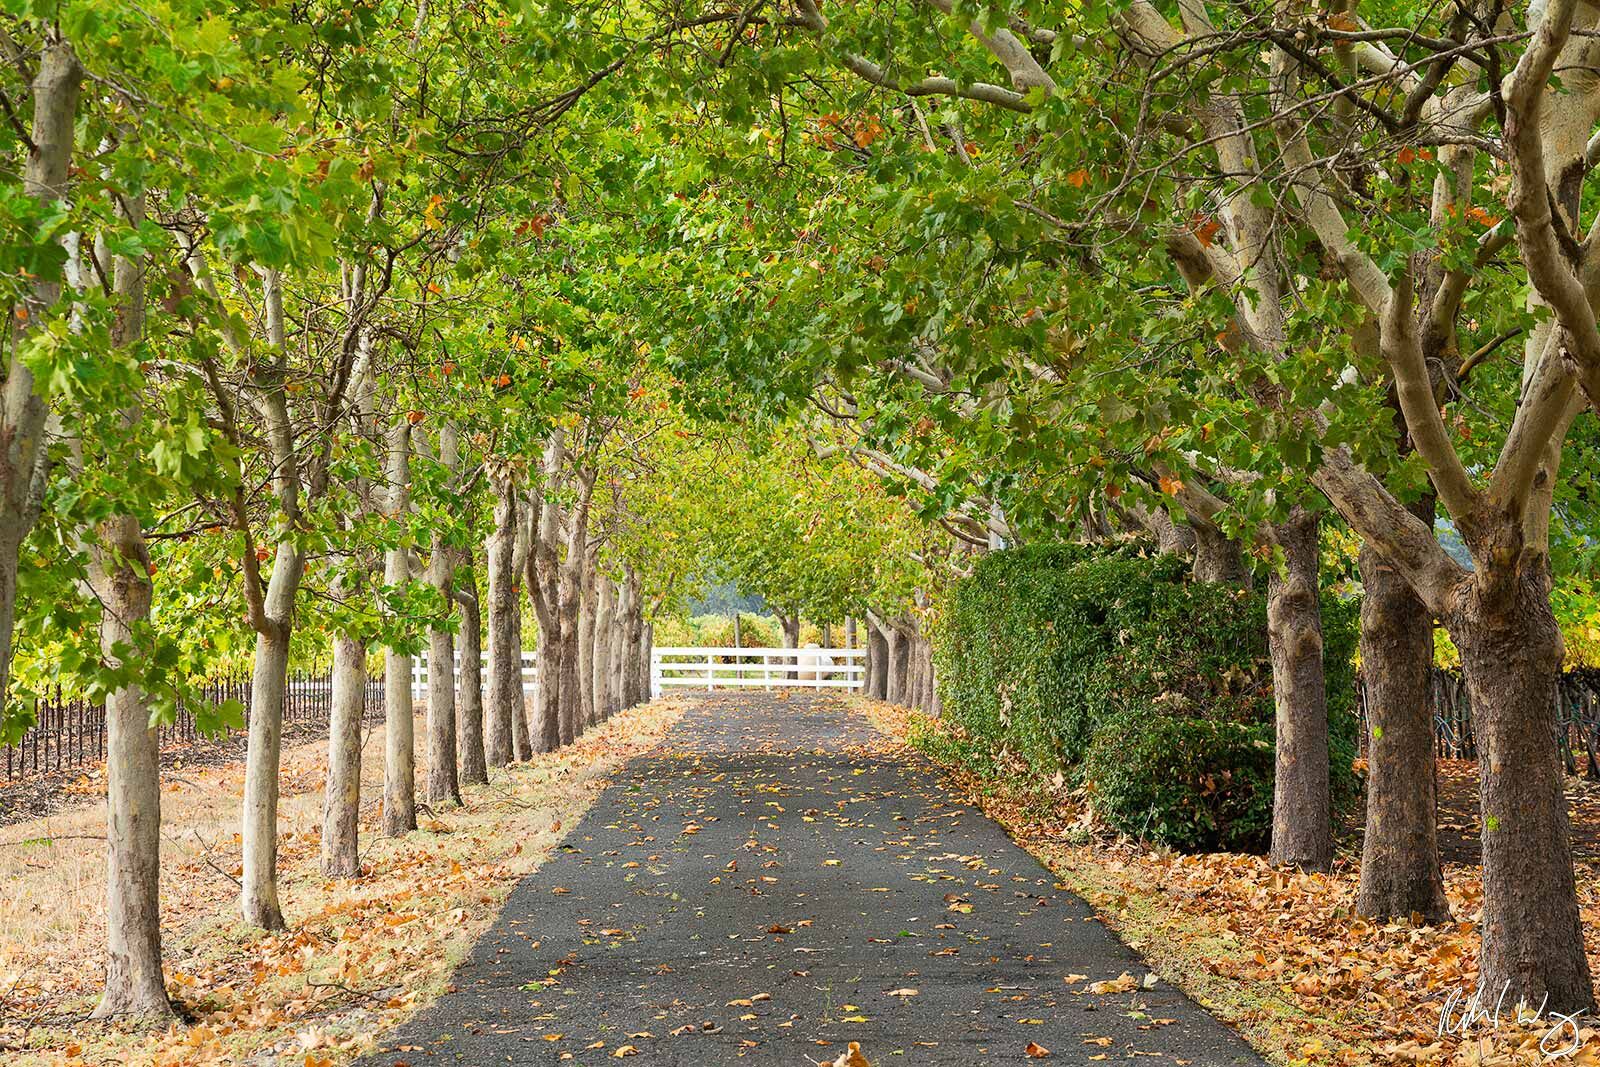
<box><xmin>424</xmin><ymin>423</ymin><xmax>461</xmax><ymax>806</ymax></box>
<box><xmin>321</xmin><ymin>634</ymin><xmax>366</xmax><ymax>877</ymax></box>
<box><xmin>382</xmin><ymin>418</ymin><xmax>416</xmax><ymax>836</ymax></box>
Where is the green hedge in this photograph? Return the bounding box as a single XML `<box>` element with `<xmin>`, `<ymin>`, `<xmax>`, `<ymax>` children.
<box><xmin>1081</xmin><ymin>707</ymin><xmax>1276</xmax><ymax>851</ymax></box>
<box><xmin>931</xmin><ymin>543</ymin><xmax>1359</xmax><ymax>853</ymax></box>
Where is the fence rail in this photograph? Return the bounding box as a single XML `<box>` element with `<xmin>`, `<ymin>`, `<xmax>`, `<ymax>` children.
<box><xmin>1358</xmin><ymin>668</ymin><xmax>1600</xmax><ymax>774</ymax></box>
<box><xmin>20</xmin><ymin>658</ymin><xmax>1600</xmax><ymax>784</ymax></box>
<box><xmin>411</xmin><ymin>651</ymin><xmax>538</xmax><ymax>699</ymax></box>
<box><xmin>651</xmin><ymin>646</ymin><xmax>866</xmax><ymax>696</ymax></box>
<box><xmin>2</xmin><ymin>671</ymin><xmax>381</xmax><ymax>782</ymax></box>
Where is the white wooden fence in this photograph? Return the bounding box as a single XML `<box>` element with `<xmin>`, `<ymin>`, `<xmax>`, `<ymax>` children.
<box><xmin>650</xmin><ymin>647</ymin><xmax>865</xmax><ymax>698</ymax></box>
<box><xmin>412</xmin><ymin>650</ymin><xmax>538</xmax><ymax>699</ymax></box>
<box><xmin>409</xmin><ymin>647</ymin><xmax>863</xmax><ymax>702</ymax></box>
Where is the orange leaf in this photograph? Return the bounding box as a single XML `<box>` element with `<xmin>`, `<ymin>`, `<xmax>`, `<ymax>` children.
<box><xmin>829</xmin><ymin>1042</ymin><xmax>871</xmax><ymax>1067</ymax></box>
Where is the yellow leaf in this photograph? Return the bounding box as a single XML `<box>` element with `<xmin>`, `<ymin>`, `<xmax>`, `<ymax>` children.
<box><xmin>1088</xmin><ymin>972</ymin><xmax>1138</xmax><ymax>994</ymax></box>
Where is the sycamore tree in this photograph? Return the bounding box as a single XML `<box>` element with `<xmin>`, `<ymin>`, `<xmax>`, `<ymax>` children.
<box><xmin>508</xmin><ymin>0</ymin><xmax>1600</xmax><ymax>1009</ymax></box>
<box><xmin>0</xmin><ymin>0</ymin><xmax>701</xmax><ymax>1017</ymax></box>
<box><xmin>615</xmin><ymin>0</ymin><xmax>1600</xmax><ymax>1010</ymax></box>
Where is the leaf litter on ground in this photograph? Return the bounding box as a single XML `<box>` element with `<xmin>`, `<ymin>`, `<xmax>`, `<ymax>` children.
<box><xmin>858</xmin><ymin>697</ymin><xmax>1600</xmax><ymax>1066</ymax></box>
<box><xmin>0</xmin><ymin>696</ymin><xmax>688</xmax><ymax>1067</ymax></box>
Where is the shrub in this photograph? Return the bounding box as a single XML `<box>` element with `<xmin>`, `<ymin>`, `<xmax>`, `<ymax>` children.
<box><xmin>935</xmin><ymin>542</ymin><xmax>1229</xmax><ymax>774</ymax></box>
<box><xmin>1082</xmin><ymin>706</ymin><xmax>1276</xmax><ymax>851</ymax></box>
<box><xmin>931</xmin><ymin>542</ymin><xmax>1360</xmax><ymax>853</ymax></box>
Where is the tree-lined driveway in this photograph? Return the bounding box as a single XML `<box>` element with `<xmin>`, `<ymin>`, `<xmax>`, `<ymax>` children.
<box><xmin>362</xmin><ymin>693</ymin><xmax>1264</xmax><ymax>1065</ymax></box>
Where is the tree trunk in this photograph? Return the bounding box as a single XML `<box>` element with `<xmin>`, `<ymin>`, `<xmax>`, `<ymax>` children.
<box><xmin>556</xmin><ymin>610</ymin><xmax>581</xmax><ymax>745</ymax></box>
<box><xmin>578</xmin><ymin>547</ymin><xmax>598</xmax><ymax>730</ymax></box>
<box><xmin>918</xmin><ymin>635</ymin><xmax>938</xmax><ymax>713</ymax></box>
<box><xmin>630</xmin><ymin>620</ymin><xmax>643</xmax><ymax>703</ymax></box>
<box><xmin>607</xmin><ymin>583</ymin><xmax>627</xmax><ymax>714</ymax></box>
<box><xmin>913</xmin><ymin>633</ymin><xmax>934</xmax><ymax>712</ymax></box>
<box><xmin>555</xmin><ymin>473</ymin><xmax>594</xmax><ymax>744</ymax></box>
<box><xmin>511</xmin><ymin>497</ymin><xmax>535</xmax><ymax>760</ymax></box>
<box><xmin>624</xmin><ymin>576</ymin><xmax>649</xmax><ymax>708</ymax></box>
<box><xmin>593</xmin><ymin>576</ymin><xmax>616</xmax><ymax>722</ymax></box>
<box><xmin>0</xmin><ymin>42</ymin><xmax>83</xmax><ymax>716</ymax></box>
<box><xmin>1266</xmin><ymin>510</ymin><xmax>1332</xmax><ymax>872</ymax></box>
<box><xmin>321</xmin><ymin>634</ymin><xmax>365</xmax><ymax>878</ymax></box>
<box><xmin>424</xmin><ymin>425</ymin><xmax>461</xmax><ymax>806</ymax></box>
<box><xmin>902</xmin><ymin>628</ymin><xmax>923</xmax><ymax>710</ymax></box>
<box><xmin>530</xmin><ymin>458</ymin><xmax>565</xmax><ymax>753</ymax></box>
<box><xmin>1136</xmin><ymin>504</ymin><xmax>1199</xmax><ymax>557</ymax></box>
<box><xmin>1193</xmin><ymin>522</ymin><xmax>1251</xmax><ymax>587</ymax></box>
<box><xmin>1356</xmin><ymin>541</ymin><xmax>1450</xmax><ymax>923</ymax></box>
<box><xmin>861</xmin><ymin>622</ymin><xmax>875</xmax><ymax>696</ymax></box>
<box><xmin>241</xmin><ymin>545</ymin><xmax>304</xmax><ymax>931</ymax></box>
<box><xmin>509</xmin><ymin>593</ymin><xmax>531</xmax><ymax>758</ymax></box>
<box><xmin>90</xmin><ymin>515</ymin><xmax>171</xmax><ymax>1018</ymax></box>
<box><xmin>779</xmin><ymin>611</ymin><xmax>800</xmax><ymax>680</ymax></box>
<box><xmin>845</xmin><ymin>617</ymin><xmax>856</xmax><ymax>649</ymax></box>
<box><xmin>865</xmin><ymin>618</ymin><xmax>889</xmax><ymax>700</ymax></box>
<box><xmin>733</xmin><ymin>612</ymin><xmax>742</xmax><ymax>649</ymax></box>
<box><xmin>88</xmin><ymin>173</ymin><xmax>171</xmax><ymax>1020</ymax></box>
<box><xmin>1449</xmin><ymin>566</ymin><xmax>1595</xmax><ymax>1012</ymax></box>
<box><xmin>455</xmin><ymin>555</ymin><xmax>487</xmax><ymax>787</ymax></box>
<box><xmin>424</xmin><ymin>623</ymin><xmax>460</xmax><ymax>804</ymax></box>
<box><xmin>529</xmin><ymin>429</ymin><xmax>568</xmax><ymax>751</ymax></box>
<box><xmin>382</xmin><ymin>420</ymin><xmax>417</xmax><ymax>836</ymax></box>
<box><xmin>619</xmin><ymin>571</ymin><xmax>642</xmax><ymax>708</ymax></box>
<box><xmin>534</xmin><ymin>625</ymin><xmax>561</xmax><ymax>750</ymax></box>
<box><xmin>485</xmin><ymin>473</ymin><xmax>518</xmax><ymax>768</ymax></box>
<box><xmin>886</xmin><ymin>625</ymin><xmax>910</xmax><ymax>706</ymax></box>
<box><xmin>547</xmin><ymin>550</ymin><xmax>578</xmax><ymax>742</ymax></box>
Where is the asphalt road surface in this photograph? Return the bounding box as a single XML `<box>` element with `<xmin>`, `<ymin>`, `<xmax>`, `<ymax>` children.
<box><xmin>359</xmin><ymin>692</ymin><xmax>1265</xmax><ymax>1066</ymax></box>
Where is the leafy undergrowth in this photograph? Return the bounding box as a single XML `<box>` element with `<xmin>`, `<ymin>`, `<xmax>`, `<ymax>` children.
<box><xmin>0</xmin><ymin>697</ymin><xmax>687</xmax><ymax>1067</ymax></box>
<box><xmin>859</xmin><ymin>698</ymin><xmax>1600</xmax><ymax>1067</ymax></box>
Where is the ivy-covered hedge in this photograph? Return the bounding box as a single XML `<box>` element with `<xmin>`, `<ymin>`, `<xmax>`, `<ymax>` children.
<box><xmin>932</xmin><ymin>543</ymin><xmax>1359</xmax><ymax>853</ymax></box>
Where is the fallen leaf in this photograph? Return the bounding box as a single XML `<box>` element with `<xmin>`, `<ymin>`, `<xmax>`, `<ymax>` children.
<box><xmin>1088</xmin><ymin>973</ymin><xmax>1137</xmax><ymax>994</ymax></box>
<box><xmin>829</xmin><ymin>1041</ymin><xmax>872</xmax><ymax>1067</ymax></box>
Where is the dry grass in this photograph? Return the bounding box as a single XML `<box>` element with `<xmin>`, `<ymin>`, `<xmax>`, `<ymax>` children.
<box><xmin>0</xmin><ymin>696</ymin><xmax>688</xmax><ymax>1066</ymax></box>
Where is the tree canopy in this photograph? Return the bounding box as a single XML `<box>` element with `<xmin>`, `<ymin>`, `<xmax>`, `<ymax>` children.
<box><xmin>8</xmin><ymin>0</ymin><xmax>1600</xmax><ymax>1029</ymax></box>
